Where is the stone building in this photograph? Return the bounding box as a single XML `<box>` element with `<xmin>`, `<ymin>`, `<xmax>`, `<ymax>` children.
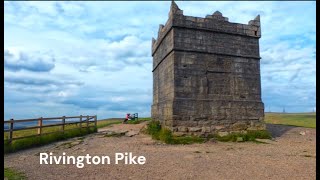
<box><xmin>151</xmin><ymin>1</ymin><xmax>265</xmax><ymax>135</ymax></box>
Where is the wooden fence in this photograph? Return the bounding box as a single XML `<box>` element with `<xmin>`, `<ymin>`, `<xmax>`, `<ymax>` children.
<box><xmin>4</xmin><ymin>115</ymin><xmax>97</xmax><ymax>143</ymax></box>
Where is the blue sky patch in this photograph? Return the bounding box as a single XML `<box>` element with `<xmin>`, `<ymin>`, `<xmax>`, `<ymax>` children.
<box><xmin>4</xmin><ymin>1</ymin><xmax>316</xmax><ymax>119</ymax></box>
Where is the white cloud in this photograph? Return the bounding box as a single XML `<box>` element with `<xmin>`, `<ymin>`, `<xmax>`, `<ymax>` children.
<box><xmin>4</xmin><ymin>1</ymin><xmax>316</xmax><ymax>119</ymax></box>
<box><xmin>111</xmin><ymin>97</ymin><xmax>127</xmax><ymax>102</ymax></box>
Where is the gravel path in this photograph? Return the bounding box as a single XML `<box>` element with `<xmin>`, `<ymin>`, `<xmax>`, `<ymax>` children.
<box><xmin>4</xmin><ymin>123</ymin><xmax>316</xmax><ymax>180</ymax></box>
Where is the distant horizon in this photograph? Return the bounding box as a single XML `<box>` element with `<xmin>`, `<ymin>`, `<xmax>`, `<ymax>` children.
<box><xmin>4</xmin><ymin>111</ymin><xmax>316</xmax><ymax>121</ymax></box>
<box><xmin>4</xmin><ymin>1</ymin><xmax>316</xmax><ymax>120</ymax></box>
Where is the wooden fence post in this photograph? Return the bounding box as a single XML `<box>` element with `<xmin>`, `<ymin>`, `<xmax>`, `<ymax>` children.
<box><xmin>62</xmin><ymin>116</ymin><xmax>66</xmax><ymax>133</ymax></box>
<box><xmin>94</xmin><ymin>115</ymin><xmax>97</xmax><ymax>128</ymax></box>
<box><xmin>9</xmin><ymin>118</ymin><xmax>14</xmax><ymax>144</ymax></box>
<box><xmin>86</xmin><ymin>115</ymin><xmax>89</xmax><ymax>132</ymax></box>
<box><xmin>5</xmin><ymin>115</ymin><xmax>96</xmax><ymax>143</ymax></box>
<box><xmin>38</xmin><ymin>117</ymin><xmax>43</xmax><ymax>135</ymax></box>
<box><xmin>79</xmin><ymin>115</ymin><xmax>82</xmax><ymax>130</ymax></box>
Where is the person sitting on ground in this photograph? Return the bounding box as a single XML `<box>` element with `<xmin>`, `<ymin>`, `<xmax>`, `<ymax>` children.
<box><xmin>123</xmin><ymin>113</ymin><xmax>131</xmax><ymax>124</ymax></box>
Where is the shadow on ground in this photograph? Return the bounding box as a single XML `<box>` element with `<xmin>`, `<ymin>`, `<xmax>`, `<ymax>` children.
<box><xmin>266</xmin><ymin>124</ymin><xmax>297</xmax><ymax>138</ymax></box>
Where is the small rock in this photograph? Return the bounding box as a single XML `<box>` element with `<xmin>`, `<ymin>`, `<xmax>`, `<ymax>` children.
<box><xmin>208</xmin><ymin>138</ymin><xmax>217</xmax><ymax>143</ymax></box>
<box><xmin>213</xmin><ymin>126</ymin><xmax>225</xmax><ymax>130</ymax></box>
<box><xmin>178</xmin><ymin>126</ymin><xmax>188</xmax><ymax>132</ymax></box>
<box><xmin>188</xmin><ymin>127</ymin><xmax>202</xmax><ymax>132</ymax></box>
<box><xmin>255</xmin><ymin>139</ymin><xmax>274</xmax><ymax>144</ymax></box>
<box><xmin>125</xmin><ymin>131</ymin><xmax>139</xmax><ymax>137</ymax></box>
<box><xmin>300</xmin><ymin>131</ymin><xmax>306</xmax><ymax>136</ymax></box>
<box><xmin>218</xmin><ymin>132</ymin><xmax>229</xmax><ymax>137</ymax></box>
<box><xmin>201</xmin><ymin>127</ymin><xmax>211</xmax><ymax>133</ymax></box>
<box><xmin>173</xmin><ymin>132</ymin><xmax>186</xmax><ymax>137</ymax></box>
<box><xmin>19</xmin><ymin>155</ymin><xmax>28</xmax><ymax>160</ymax></box>
<box><xmin>105</xmin><ymin>131</ymin><xmax>115</xmax><ymax>135</ymax></box>
<box><xmin>70</xmin><ymin>141</ymin><xmax>80</xmax><ymax>146</ymax></box>
<box><xmin>232</xmin><ymin>122</ymin><xmax>248</xmax><ymax>131</ymax></box>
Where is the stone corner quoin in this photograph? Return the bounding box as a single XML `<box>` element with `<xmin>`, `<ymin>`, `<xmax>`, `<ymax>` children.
<box><xmin>151</xmin><ymin>1</ymin><xmax>265</xmax><ymax>136</ymax></box>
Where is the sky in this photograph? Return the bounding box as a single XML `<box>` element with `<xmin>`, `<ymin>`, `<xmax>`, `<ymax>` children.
<box><xmin>4</xmin><ymin>1</ymin><xmax>316</xmax><ymax>120</ymax></box>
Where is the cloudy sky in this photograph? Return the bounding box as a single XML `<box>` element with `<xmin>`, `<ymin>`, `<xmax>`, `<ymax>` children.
<box><xmin>4</xmin><ymin>1</ymin><xmax>316</xmax><ymax>120</ymax></box>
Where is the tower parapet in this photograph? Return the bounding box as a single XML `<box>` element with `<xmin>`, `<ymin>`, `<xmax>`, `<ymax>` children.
<box><xmin>152</xmin><ymin>2</ymin><xmax>261</xmax><ymax>57</ymax></box>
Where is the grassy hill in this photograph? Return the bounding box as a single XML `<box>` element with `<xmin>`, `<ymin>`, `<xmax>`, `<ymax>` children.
<box><xmin>4</xmin><ymin>119</ymin><xmax>123</xmax><ymax>153</ymax></box>
<box><xmin>264</xmin><ymin>112</ymin><xmax>316</xmax><ymax>128</ymax></box>
<box><xmin>3</xmin><ymin>114</ymin><xmax>315</xmax><ymax>153</ymax></box>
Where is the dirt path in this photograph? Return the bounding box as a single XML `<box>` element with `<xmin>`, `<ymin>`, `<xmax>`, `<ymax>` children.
<box><xmin>4</xmin><ymin>123</ymin><xmax>316</xmax><ymax>180</ymax></box>
<box><xmin>97</xmin><ymin>121</ymin><xmax>147</xmax><ymax>137</ymax></box>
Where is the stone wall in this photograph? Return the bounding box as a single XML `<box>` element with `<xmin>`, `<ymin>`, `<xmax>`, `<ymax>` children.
<box><xmin>151</xmin><ymin>2</ymin><xmax>265</xmax><ymax>136</ymax></box>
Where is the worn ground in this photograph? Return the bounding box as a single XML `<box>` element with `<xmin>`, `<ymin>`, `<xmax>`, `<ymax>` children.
<box><xmin>4</xmin><ymin>122</ymin><xmax>316</xmax><ymax>180</ymax></box>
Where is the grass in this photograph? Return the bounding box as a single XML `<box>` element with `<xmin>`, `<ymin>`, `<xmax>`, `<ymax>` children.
<box><xmin>126</xmin><ymin>117</ymin><xmax>152</xmax><ymax>124</ymax></box>
<box><xmin>96</xmin><ymin>119</ymin><xmax>122</xmax><ymax>128</ymax></box>
<box><xmin>146</xmin><ymin>121</ymin><xmax>207</xmax><ymax>144</ymax></box>
<box><xmin>265</xmin><ymin>112</ymin><xmax>316</xmax><ymax>128</ymax></box>
<box><xmin>54</xmin><ymin>137</ymin><xmax>84</xmax><ymax>149</ymax></box>
<box><xmin>4</xmin><ymin>119</ymin><xmax>122</xmax><ymax>140</ymax></box>
<box><xmin>146</xmin><ymin>113</ymin><xmax>317</xmax><ymax>143</ymax></box>
<box><xmin>4</xmin><ymin>127</ymin><xmax>96</xmax><ymax>154</ymax></box>
<box><xmin>8</xmin><ymin>113</ymin><xmax>311</xmax><ymax>152</ymax></box>
<box><xmin>4</xmin><ymin>119</ymin><xmax>122</xmax><ymax>141</ymax></box>
<box><xmin>146</xmin><ymin>120</ymin><xmax>271</xmax><ymax>144</ymax></box>
<box><xmin>145</xmin><ymin>120</ymin><xmax>162</xmax><ymax>139</ymax></box>
<box><xmin>4</xmin><ymin>167</ymin><xmax>26</xmax><ymax>180</ymax></box>
<box><xmin>4</xmin><ymin>119</ymin><xmax>122</xmax><ymax>154</ymax></box>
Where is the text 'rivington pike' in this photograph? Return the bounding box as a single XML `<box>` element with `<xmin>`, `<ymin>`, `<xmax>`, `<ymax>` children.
<box><xmin>40</xmin><ymin>152</ymin><xmax>146</xmax><ymax>168</ymax></box>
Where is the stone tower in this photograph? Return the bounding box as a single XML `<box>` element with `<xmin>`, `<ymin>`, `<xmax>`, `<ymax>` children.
<box><xmin>151</xmin><ymin>1</ymin><xmax>265</xmax><ymax>135</ymax></box>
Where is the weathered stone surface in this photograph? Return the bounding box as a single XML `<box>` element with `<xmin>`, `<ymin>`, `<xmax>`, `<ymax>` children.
<box><xmin>299</xmin><ymin>131</ymin><xmax>306</xmax><ymax>136</ymax></box>
<box><xmin>125</xmin><ymin>131</ymin><xmax>139</xmax><ymax>137</ymax></box>
<box><xmin>188</xmin><ymin>127</ymin><xmax>202</xmax><ymax>132</ymax></box>
<box><xmin>151</xmin><ymin>1</ymin><xmax>265</xmax><ymax>135</ymax></box>
<box><xmin>178</xmin><ymin>126</ymin><xmax>188</xmax><ymax>132</ymax></box>
<box><xmin>230</xmin><ymin>130</ymin><xmax>247</xmax><ymax>134</ymax></box>
<box><xmin>173</xmin><ymin>132</ymin><xmax>187</xmax><ymax>137</ymax></box>
<box><xmin>212</xmin><ymin>125</ymin><xmax>225</xmax><ymax>130</ymax></box>
<box><xmin>218</xmin><ymin>132</ymin><xmax>229</xmax><ymax>137</ymax></box>
<box><xmin>201</xmin><ymin>127</ymin><xmax>211</xmax><ymax>133</ymax></box>
<box><xmin>231</xmin><ymin>122</ymin><xmax>248</xmax><ymax>131</ymax></box>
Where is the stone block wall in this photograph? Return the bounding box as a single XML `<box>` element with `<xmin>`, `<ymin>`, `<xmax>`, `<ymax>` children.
<box><xmin>151</xmin><ymin>2</ymin><xmax>265</xmax><ymax>135</ymax></box>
